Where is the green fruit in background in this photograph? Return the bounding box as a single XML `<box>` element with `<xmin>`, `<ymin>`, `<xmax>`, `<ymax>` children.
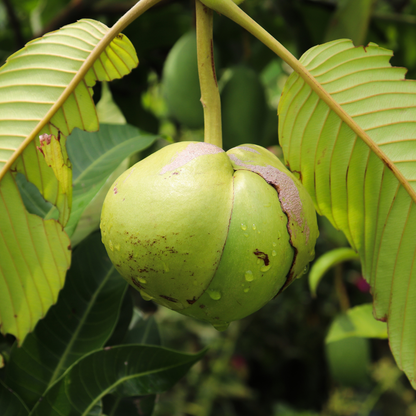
<box><xmin>326</xmin><ymin>336</ymin><xmax>371</xmax><ymax>387</ymax></box>
<box><xmin>221</xmin><ymin>65</ymin><xmax>267</xmax><ymax>150</ymax></box>
<box><xmin>162</xmin><ymin>31</ymin><xmax>204</xmax><ymax>129</ymax></box>
<box><xmin>100</xmin><ymin>142</ymin><xmax>318</xmax><ymax>330</ymax></box>
<box><xmin>326</xmin><ymin>313</ymin><xmax>371</xmax><ymax>388</ymax></box>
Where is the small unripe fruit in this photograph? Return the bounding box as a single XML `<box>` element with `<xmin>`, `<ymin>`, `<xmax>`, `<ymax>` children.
<box><xmin>100</xmin><ymin>142</ymin><xmax>318</xmax><ymax>330</ymax></box>
<box><xmin>162</xmin><ymin>31</ymin><xmax>219</xmax><ymax>130</ymax></box>
<box><xmin>221</xmin><ymin>65</ymin><xmax>267</xmax><ymax>149</ymax></box>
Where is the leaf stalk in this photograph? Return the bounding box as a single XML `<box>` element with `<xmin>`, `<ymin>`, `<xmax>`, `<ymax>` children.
<box><xmin>199</xmin><ymin>0</ymin><xmax>416</xmax><ymax>203</ymax></box>
<box><xmin>195</xmin><ymin>0</ymin><xmax>222</xmax><ymax>148</ymax></box>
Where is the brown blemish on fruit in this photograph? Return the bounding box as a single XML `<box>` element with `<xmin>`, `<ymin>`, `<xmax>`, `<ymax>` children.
<box><xmin>228</xmin><ymin>154</ymin><xmax>309</xmax><ymax>244</ymax></box>
<box><xmin>113</xmin><ymin>186</ymin><xmax>118</xmax><ymax>194</ymax></box>
<box><xmin>253</xmin><ymin>249</ymin><xmax>270</xmax><ymax>266</ymax></box>
<box><xmin>199</xmin><ymin>304</ymin><xmax>205</xmax><ymax>309</ymax></box>
<box><xmin>160</xmin><ymin>295</ymin><xmax>178</xmax><ymax>303</ymax></box>
<box><xmin>187</xmin><ymin>298</ymin><xmax>197</xmax><ymax>305</ymax></box>
<box><xmin>160</xmin><ymin>142</ymin><xmax>223</xmax><ymax>175</ymax></box>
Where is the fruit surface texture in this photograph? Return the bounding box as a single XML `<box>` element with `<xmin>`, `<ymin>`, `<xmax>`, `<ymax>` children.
<box><xmin>100</xmin><ymin>142</ymin><xmax>318</xmax><ymax>329</ymax></box>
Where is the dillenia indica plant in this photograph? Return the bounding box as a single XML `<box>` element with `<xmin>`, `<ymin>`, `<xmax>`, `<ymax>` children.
<box><xmin>0</xmin><ymin>0</ymin><xmax>416</xmax><ymax>408</ymax></box>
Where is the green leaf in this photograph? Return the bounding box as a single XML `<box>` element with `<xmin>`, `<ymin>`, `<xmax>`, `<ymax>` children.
<box><xmin>30</xmin><ymin>345</ymin><xmax>206</xmax><ymax>416</ymax></box>
<box><xmin>102</xmin><ymin>311</ymin><xmax>161</xmax><ymax>416</ymax></box>
<box><xmin>65</xmin><ymin>124</ymin><xmax>156</xmax><ymax>240</ymax></box>
<box><xmin>123</xmin><ymin>312</ymin><xmax>161</xmax><ymax>346</ymax></box>
<box><xmin>309</xmin><ymin>248</ymin><xmax>360</xmax><ymax>296</ymax></box>
<box><xmin>102</xmin><ymin>394</ymin><xmax>156</xmax><ymax>416</ymax></box>
<box><xmin>0</xmin><ymin>19</ymin><xmax>138</xmax><ymax>343</ymax></box>
<box><xmin>96</xmin><ymin>82</ymin><xmax>127</xmax><ymax>125</ymax></box>
<box><xmin>0</xmin><ymin>380</ymin><xmax>29</xmax><ymax>416</ymax></box>
<box><xmin>5</xmin><ymin>232</ymin><xmax>127</xmax><ymax>409</ymax></box>
<box><xmin>279</xmin><ymin>40</ymin><xmax>416</xmax><ymax>386</ymax></box>
<box><xmin>325</xmin><ymin>0</ymin><xmax>375</xmax><ymax>46</ymax></box>
<box><xmin>326</xmin><ymin>304</ymin><xmax>388</xmax><ymax>344</ymax></box>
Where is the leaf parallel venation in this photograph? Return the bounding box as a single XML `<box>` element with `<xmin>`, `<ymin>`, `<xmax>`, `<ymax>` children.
<box><xmin>0</xmin><ymin>172</ymin><xmax>71</xmax><ymax>342</ymax></box>
<box><xmin>0</xmin><ymin>19</ymin><xmax>138</xmax><ymax>344</ymax></box>
<box><xmin>279</xmin><ymin>39</ymin><xmax>416</xmax><ymax>386</ymax></box>
<box><xmin>0</xmin><ymin>19</ymin><xmax>138</xmax><ymax>215</ymax></box>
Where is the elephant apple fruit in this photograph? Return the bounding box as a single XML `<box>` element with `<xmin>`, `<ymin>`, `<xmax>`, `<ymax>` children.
<box><xmin>100</xmin><ymin>142</ymin><xmax>318</xmax><ymax>330</ymax></box>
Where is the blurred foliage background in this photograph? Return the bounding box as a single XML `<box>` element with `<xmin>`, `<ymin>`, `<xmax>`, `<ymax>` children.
<box><xmin>2</xmin><ymin>0</ymin><xmax>416</xmax><ymax>414</ymax></box>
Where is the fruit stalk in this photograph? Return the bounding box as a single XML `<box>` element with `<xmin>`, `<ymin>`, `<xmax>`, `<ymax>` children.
<box><xmin>195</xmin><ymin>0</ymin><xmax>222</xmax><ymax>148</ymax></box>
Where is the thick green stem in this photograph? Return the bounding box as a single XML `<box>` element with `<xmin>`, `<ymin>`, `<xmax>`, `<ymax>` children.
<box><xmin>195</xmin><ymin>0</ymin><xmax>222</xmax><ymax>148</ymax></box>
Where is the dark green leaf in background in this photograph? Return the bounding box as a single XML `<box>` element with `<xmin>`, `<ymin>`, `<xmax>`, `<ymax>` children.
<box><xmin>30</xmin><ymin>345</ymin><xmax>206</xmax><ymax>416</ymax></box>
<box><xmin>5</xmin><ymin>232</ymin><xmax>128</xmax><ymax>409</ymax></box>
<box><xmin>0</xmin><ymin>380</ymin><xmax>29</xmax><ymax>416</ymax></box>
<box><xmin>65</xmin><ymin>123</ymin><xmax>157</xmax><ymax>238</ymax></box>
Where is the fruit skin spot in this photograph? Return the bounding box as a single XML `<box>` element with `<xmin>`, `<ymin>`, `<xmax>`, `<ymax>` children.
<box><xmin>159</xmin><ymin>295</ymin><xmax>178</xmax><ymax>303</ymax></box>
<box><xmin>253</xmin><ymin>249</ymin><xmax>270</xmax><ymax>266</ymax></box>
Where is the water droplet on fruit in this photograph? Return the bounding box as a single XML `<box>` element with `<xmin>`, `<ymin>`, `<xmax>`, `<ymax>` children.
<box><xmin>260</xmin><ymin>264</ymin><xmax>272</xmax><ymax>272</ymax></box>
<box><xmin>212</xmin><ymin>322</ymin><xmax>229</xmax><ymax>331</ymax></box>
<box><xmin>272</xmin><ymin>242</ymin><xmax>277</xmax><ymax>247</ymax></box>
<box><xmin>272</xmin><ymin>250</ymin><xmax>277</xmax><ymax>257</ymax></box>
<box><xmin>245</xmin><ymin>271</ymin><xmax>254</xmax><ymax>282</ymax></box>
<box><xmin>277</xmin><ymin>231</ymin><xmax>281</xmax><ymax>238</ymax></box>
<box><xmin>303</xmin><ymin>264</ymin><xmax>310</xmax><ymax>274</ymax></box>
<box><xmin>257</xmin><ymin>231</ymin><xmax>261</xmax><ymax>234</ymax></box>
<box><xmin>264</xmin><ymin>203</ymin><xmax>271</xmax><ymax>207</ymax></box>
<box><xmin>140</xmin><ymin>290</ymin><xmax>154</xmax><ymax>301</ymax></box>
<box><xmin>108</xmin><ymin>223</ymin><xmax>113</xmax><ymax>232</ymax></box>
<box><xmin>252</xmin><ymin>224</ymin><xmax>256</xmax><ymax>230</ymax></box>
<box><xmin>257</xmin><ymin>259</ymin><xmax>261</xmax><ymax>265</ymax></box>
<box><xmin>109</xmin><ymin>240</ymin><xmax>114</xmax><ymax>251</ymax></box>
<box><xmin>244</xmin><ymin>288</ymin><xmax>250</xmax><ymax>293</ymax></box>
<box><xmin>244</xmin><ymin>233</ymin><xmax>249</xmax><ymax>237</ymax></box>
<box><xmin>163</xmin><ymin>262</ymin><xmax>169</xmax><ymax>272</ymax></box>
<box><xmin>115</xmin><ymin>243</ymin><xmax>120</xmax><ymax>251</ymax></box>
<box><xmin>137</xmin><ymin>277</ymin><xmax>147</xmax><ymax>284</ymax></box>
<box><xmin>208</xmin><ymin>290</ymin><xmax>221</xmax><ymax>300</ymax></box>
<box><xmin>241</xmin><ymin>224</ymin><xmax>247</xmax><ymax>231</ymax></box>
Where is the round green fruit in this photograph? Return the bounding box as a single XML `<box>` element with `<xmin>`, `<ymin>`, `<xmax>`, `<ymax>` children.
<box><xmin>221</xmin><ymin>65</ymin><xmax>267</xmax><ymax>149</ymax></box>
<box><xmin>100</xmin><ymin>142</ymin><xmax>318</xmax><ymax>330</ymax></box>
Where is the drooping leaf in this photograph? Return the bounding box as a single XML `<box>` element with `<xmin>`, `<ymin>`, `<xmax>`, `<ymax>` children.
<box><xmin>279</xmin><ymin>39</ymin><xmax>416</xmax><ymax>386</ymax></box>
<box><xmin>309</xmin><ymin>248</ymin><xmax>360</xmax><ymax>296</ymax></box>
<box><xmin>0</xmin><ymin>380</ymin><xmax>29</xmax><ymax>416</ymax></box>
<box><xmin>0</xmin><ymin>19</ymin><xmax>138</xmax><ymax>343</ymax></box>
<box><xmin>5</xmin><ymin>232</ymin><xmax>127</xmax><ymax>409</ymax></box>
<box><xmin>326</xmin><ymin>304</ymin><xmax>388</xmax><ymax>344</ymax></box>
<box><xmin>30</xmin><ymin>345</ymin><xmax>206</xmax><ymax>416</ymax></box>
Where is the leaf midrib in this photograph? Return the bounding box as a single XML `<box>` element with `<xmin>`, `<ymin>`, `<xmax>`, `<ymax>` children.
<box><xmin>47</xmin><ymin>266</ymin><xmax>115</xmax><ymax>387</ymax></box>
<box><xmin>81</xmin><ymin>354</ymin><xmax>201</xmax><ymax>416</ymax></box>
